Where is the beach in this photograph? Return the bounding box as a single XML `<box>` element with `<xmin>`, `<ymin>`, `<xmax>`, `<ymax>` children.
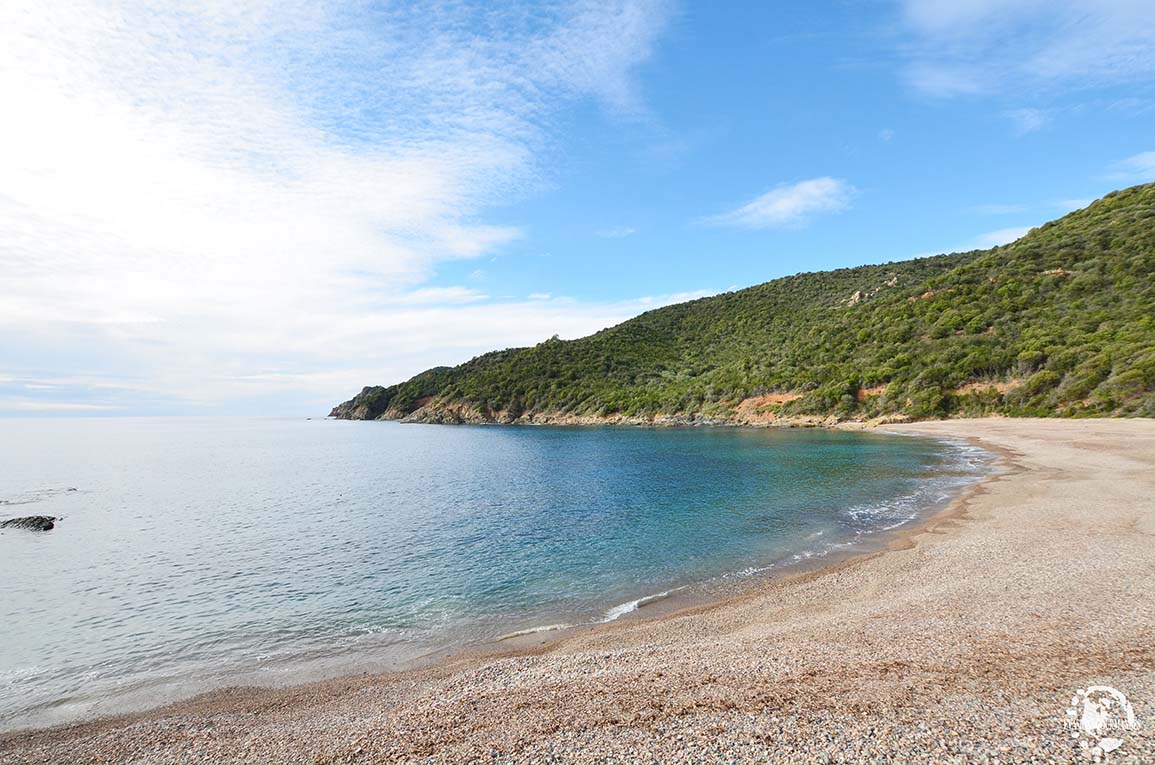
<box><xmin>3</xmin><ymin>418</ymin><xmax>1153</xmax><ymax>764</ymax></box>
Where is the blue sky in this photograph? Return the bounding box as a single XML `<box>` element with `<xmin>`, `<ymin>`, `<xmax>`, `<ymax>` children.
<box><xmin>1</xmin><ymin>0</ymin><xmax>1153</xmax><ymax>416</ymax></box>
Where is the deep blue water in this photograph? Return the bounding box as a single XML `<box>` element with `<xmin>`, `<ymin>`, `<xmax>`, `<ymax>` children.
<box><xmin>0</xmin><ymin>418</ymin><xmax>988</xmax><ymax>728</ymax></box>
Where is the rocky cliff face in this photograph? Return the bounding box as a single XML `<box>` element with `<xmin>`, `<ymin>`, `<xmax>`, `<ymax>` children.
<box><xmin>327</xmin><ymin>391</ymin><xmax>904</xmax><ymax>428</ymax></box>
<box><xmin>328</xmin><ymin>386</ymin><xmax>402</xmax><ymax>420</ymax></box>
<box><xmin>329</xmin><ymin>388</ymin><xmax>376</xmax><ymax>419</ymax></box>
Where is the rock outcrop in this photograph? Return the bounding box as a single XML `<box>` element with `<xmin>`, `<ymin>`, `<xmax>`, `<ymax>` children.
<box><xmin>1</xmin><ymin>515</ymin><xmax>58</xmax><ymax>531</ymax></box>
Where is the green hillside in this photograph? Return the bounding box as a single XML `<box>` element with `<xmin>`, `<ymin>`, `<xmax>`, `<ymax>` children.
<box><xmin>332</xmin><ymin>183</ymin><xmax>1155</xmax><ymax>424</ymax></box>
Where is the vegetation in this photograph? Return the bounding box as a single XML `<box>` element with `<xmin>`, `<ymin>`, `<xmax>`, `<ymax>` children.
<box><xmin>333</xmin><ymin>183</ymin><xmax>1155</xmax><ymax>423</ymax></box>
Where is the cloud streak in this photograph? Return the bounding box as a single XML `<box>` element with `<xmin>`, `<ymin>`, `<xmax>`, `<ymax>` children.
<box><xmin>1105</xmin><ymin>151</ymin><xmax>1155</xmax><ymax>182</ymax></box>
<box><xmin>595</xmin><ymin>226</ymin><xmax>637</xmax><ymax>239</ymax></box>
<box><xmin>974</xmin><ymin>226</ymin><xmax>1033</xmax><ymax>248</ymax></box>
<box><xmin>1005</xmin><ymin>108</ymin><xmax>1051</xmax><ymax>135</ymax></box>
<box><xmin>1</xmin><ymin>290</ymin><xmax>716</xmax><ymax>415</ymax></box>
<box><xmin>895</xmin><ymin>1</ymin><xmax>1155</xmax><ymax>97</ymax></box>
<box><xmin>0</xmin><ymin>0</ymin><xmax>674</xmax><ymax>414</ymax></box>
<box><xmin>703</xmin><ymin>178</ymin><xmax>855</xmax><ymax>230</ymax></box>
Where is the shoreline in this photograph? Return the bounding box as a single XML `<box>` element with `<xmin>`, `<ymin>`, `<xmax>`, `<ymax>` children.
<box><xmin>492</xmin><ymin>430</ymin><xmax>996</xmax><ymax>652</ymax></box>
<box><xmin>4</xmin><ymin>418</ymin><xmax>1153</xmax><ymax>763</ymax></box>
<box><xmin>0</xmin><ymin>429</ymin><xmax>988</xmax><ymax>736</ymax></box>
<box><xmin>327</xmin><ymin>407</ymin><xmax>907</xmax><ymax>428</ymax></box>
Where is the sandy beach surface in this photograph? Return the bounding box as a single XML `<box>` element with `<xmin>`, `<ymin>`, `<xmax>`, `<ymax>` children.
<box><xmin>3</xmin><ymin>418</ymin><xmax>1153</xmax><ymax>764</ymax></box>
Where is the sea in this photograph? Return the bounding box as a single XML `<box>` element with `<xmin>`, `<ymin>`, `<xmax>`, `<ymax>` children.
<box><xmin>0</xmin><ymin>417</ymin><xmax>991</xmax><ymax>730</ymax></box>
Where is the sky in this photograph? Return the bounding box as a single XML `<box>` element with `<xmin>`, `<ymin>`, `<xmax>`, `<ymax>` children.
<box><xmin>2</xmin><ymin>1</ymin><xmax>1154</xmax><ymax>417</ymax></box>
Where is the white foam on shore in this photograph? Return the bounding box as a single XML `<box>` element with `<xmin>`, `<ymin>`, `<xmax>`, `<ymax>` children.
<box><xmin>600</xmin><ymin>587</ymin><xmax>686</xmax><ymax>623</ymax></box>
<box><xmin>730</xmin><ymin>563</ymin><xmax>775</xmax><ymax>578</ymax></box>
<box><xmin>496</xmin><ymin>623</ymin><xmax>571</xmax><ymax>641</ymax></box>
<box><xmin>844</xmin><ymin>441</ymin><xmax>993</xmax><ymax>531</ymax></box>
<box><xmin>759</xmin><ymin>441</ymin><xmax>996</xmax><ymax>569</ymax></box>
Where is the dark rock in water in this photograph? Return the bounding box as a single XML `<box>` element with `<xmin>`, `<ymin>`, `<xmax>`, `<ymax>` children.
<box><xmin>1</xmin><ymin>515</ymin><xmax>57</xmax><ymax>531</ymax></box>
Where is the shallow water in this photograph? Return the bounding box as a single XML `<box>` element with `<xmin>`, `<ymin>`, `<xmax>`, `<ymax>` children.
<box><xmin>0</xmin><ymin>417</ymin><xmax>989</xmax><ymax>728</ymax></box>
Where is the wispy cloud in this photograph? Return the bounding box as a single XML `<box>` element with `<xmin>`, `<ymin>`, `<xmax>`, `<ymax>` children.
<box><xmin>1105</xmin><ymin>151</ymin><xmax>1155</xmax><ymax>182</ymax></box>
<box><xmin>1054</xmin><ymin>198</ymin><xmax>1093</xmax><ymax>212</ymax></box>
<box><xmin>895</xmin><ymin>1</ymin><xmax>1155</xmax><ymax>97</ymax></box>
<box><xmin>703</xmin><ymin>178</ymin><xmax>855</xmax><ymax>230</ymax></box>
<box><xmin>396</xmin><ymin>287</ymin><xmax>490</xmax><ymax>305</ymax></box>
<box><xmin>595</xmin><ymin>226</ymin><xmax>637</xmax><ymax>238</ymax></box>
<box><xmin>972</xmin><ymin>198</ymin><xmax>1095</xmax><ymax>218</ymax></box>
<box><xmin>909</xmin><ymin>223</ymin><xmax>1037</xmax><ymax>259</ymax></box>
<box><xmin>0</xmin><ymin>286</ymin><xmax>718</xmax><ymax>415</ymax></box>
<box><xmin>975</xmin><ymin>226</ymin><xmax>1033</xmax><ymax>247</ymax></box>
<box><xmin>0</xmin><ymin>401</ymin><xmax>118</xmax><ymax>412</ymax></box>
<box><xmin>0</xmin><ymin>0</ymin><xmax>675</xmax><ymax>414</ymax></box>
<box><xmin>1005</xmin><ymin>107</ymin><xmax>1051</xmax><ymax>135</ymax></box>
<box><xmin>633</xmin><ymin>289</ymin><xmax>715</xmax><ymax>306</ymax></box>
<box><xmin>1</xmin><ymin>402</ymin><xmax>120</xmax><ymax>413</ymax></box>
<box><xmin>904</xmin><ymin>64</ymin><xmax>984</xmax><ymax>98</ymax></box>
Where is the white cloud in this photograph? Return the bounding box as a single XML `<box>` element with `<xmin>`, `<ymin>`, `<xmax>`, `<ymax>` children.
<box><xmin>1054</xmin><ymin>198</ymin><xmax>1093</xmax><ymax>212</ymax></box>
<box><xmin>395</xmin><ymin>287</ymin><xmax>490</xmax><ymax>305</ymax></box>
<box><xmin>1005</xmin><ymin>108</ymin><xmax>1051</xmax><ymax>135</ymax></box>
<box><xmin>704</xmin><ymin>178</ymin><xmax>855</xmax><ymax>229</ymax></box>
<box><xmin>904</xmin><ymin>64</ymin><xmax>984</xmax><ymax>97</ymax></box>
<box><xmin>975</xmin><ymin>226</ymin><xmax>1033</xmax><ymax>247</ymax></box>
<box><xmin>0</xmin><ymin>400</ymin><xmax>117</xmax><ymax>412</ymax></box>
<box><xmin>878</xmin><ymin>128</ymin><xmax>896</xmax><ymax>142</ymax></box>
<box><xmin>595</xmin><ymin>226</ymin><xmax>637</xmax><ymax>238</ymax></box>
<box><xmin>909</xmin><ymin>224</ymin><xmax>1034</xmax><ymax>259</ymax></box>
<box><xmin>896</xmin><ymin>1</ymin><xmax>1155</xmax><ymax>97</ymax></box>
<box><xmin>0</xmin><ymin>0</ymin><xmax>674</xmax><ymax>414</ymax></box>
<box><xmin>0</xmin><ymin>288</ymin><xmax>717</xmax><ymax>415</ymax></box>
<box><xmin>972</xmin><ymin>198</ymin><xmax>1093</xmax><ymax>217</ymax></box>
<box><xmin>1105</xmin><ymin>151</ymin><xmax>1155</xmax><ymax>182</ymax></box>
<box><xmin>633</xmin><ymin>290</ymin><xmax>715</xmax><ymax>306</ymax></box>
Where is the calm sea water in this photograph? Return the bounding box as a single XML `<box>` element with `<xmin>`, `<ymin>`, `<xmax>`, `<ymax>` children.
<box><xmin>0</xmin><ymin>418</ymin><xmax>989</xmax><ymax>729</ymax></box>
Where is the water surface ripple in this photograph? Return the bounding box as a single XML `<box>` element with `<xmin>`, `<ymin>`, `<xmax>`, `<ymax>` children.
<box><xmin>0</xmin><ymin>417</ymin><xmax>989</xmax><ymax>728</ymax></box>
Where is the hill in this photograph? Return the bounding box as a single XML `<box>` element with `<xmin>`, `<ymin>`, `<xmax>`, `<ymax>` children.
<box><xmin>331</xmin><ymin>183</ymin><xmax>1155</xmax><ymax>425</ymax></box>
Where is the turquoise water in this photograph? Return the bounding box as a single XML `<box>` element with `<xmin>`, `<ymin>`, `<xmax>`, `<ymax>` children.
<box><xmin>0</xmin><ymin>418</ymin><xmax>988</xmax><ymax>728</ymax></box>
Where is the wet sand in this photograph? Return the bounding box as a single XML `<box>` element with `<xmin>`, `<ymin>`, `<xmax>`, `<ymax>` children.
<box><xmin>3</xmin><ymin>419</ymin><xmax>1154</xmax><ymax>764</ymax></box>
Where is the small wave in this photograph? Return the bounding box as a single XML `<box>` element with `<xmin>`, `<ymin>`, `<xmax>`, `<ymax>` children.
<box><xmin>792</xmin><ymin>444</ymin><xmax>994</xmax><ymax>561</ymax></box>
<box><xmin>715</xmin><ymin>441</ymin><xmax>994</xmax><ymax>584</ymax></box>
<box><xmin>845</xmin><ymin>498</ymin><xmax>919</xmax><ymax>527</ymax></box>
<box><xmin>0</xmin><ymin>487</ymin><xmax>79</xmax><ymax>507</ymax></box>
<box><xmin>728</xmin><ymin>563</ymin><xmax>775</xmax><ymax>578</ymax></box>
<box><xmin>600</xmin><ymin>587</ymin><xmax>685</xmax><ymax>623</ymax></box>
<box><xmin>496</xmin><ymin>623</ymin><xmax>571</xmax><ymax>641</ymax></box>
